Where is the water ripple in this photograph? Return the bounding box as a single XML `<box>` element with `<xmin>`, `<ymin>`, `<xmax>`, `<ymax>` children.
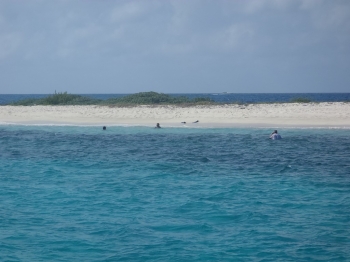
<box><xmin>0</xmin><ymin>127</ymin><xmax>350</xmax><ymax>261</ymax></box>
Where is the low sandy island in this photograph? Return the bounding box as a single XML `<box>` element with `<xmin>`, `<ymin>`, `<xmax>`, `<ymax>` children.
<box><xmin>1</xmin><ymin>102</ymin><xmax>350</xmax><ymax>128</ymax></box>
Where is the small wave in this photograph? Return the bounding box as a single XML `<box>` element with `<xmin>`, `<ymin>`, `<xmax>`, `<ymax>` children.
<box><xmin>1</xmin><ymin>122</ymin><xmax>350</xmax><ymax>133</ymax></box>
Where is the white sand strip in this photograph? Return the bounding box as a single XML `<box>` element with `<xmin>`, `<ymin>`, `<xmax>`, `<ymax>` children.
<box><xmin>0</xmin><ymin>103</ymin><xmax>350</xmax><ymax>128</ymax></box>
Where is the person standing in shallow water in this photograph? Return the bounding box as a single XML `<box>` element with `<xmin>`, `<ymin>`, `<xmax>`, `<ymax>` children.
<box><xmin>155</xmin><ymin>123</ymin><xmax>161</xmax><ymax>128</ymax></box>
<box><xmin>270</xmin><ymin>130</ymin><xmax>282</xmax><ymax>140</ymax></box>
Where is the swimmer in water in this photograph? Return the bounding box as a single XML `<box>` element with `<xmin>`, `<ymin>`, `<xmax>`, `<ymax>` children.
<box><xmin>155</xmin><ymin>123</ymin><xmax>161</xmax><ymax>128</ymax></box>
<box><xmin>270</xmin><ymin>130</ymin><xmax>282</xmax><ymax>140</ymax></box>
<box><xmin>103</xmin><ymin>126</ymin><xmax>106</xmax><ymax>130</ymax></box>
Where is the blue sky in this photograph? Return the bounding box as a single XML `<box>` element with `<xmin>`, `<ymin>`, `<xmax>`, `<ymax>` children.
<box><xmin>1</xmin><ymin>0</ymin><xmax>349</xmax><ymax>94</ymax></box>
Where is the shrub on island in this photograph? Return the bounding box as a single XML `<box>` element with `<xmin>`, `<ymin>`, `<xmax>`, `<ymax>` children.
<box><xmin>10</xmin><ymin>91</ymin><xmax>215</xmax><ymax>106</ymax></box>
<box><xmin>290</xmin><ymin>97</ymin><xmax>312</xmax><ymax>103</ymax></box>
<box><xmin>103</xmin><ymin>92</ymin><xmax>214</xmax><ymax>106</ymax></box>
<box><xmin>10</xmin><ymin>92</ymin><xmax>100</xmax><ymax>106</ymax></box>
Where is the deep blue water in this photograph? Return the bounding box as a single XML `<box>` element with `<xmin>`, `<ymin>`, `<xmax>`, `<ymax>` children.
<box><xmin>1</xmin><ymin>93</ymin><xmax>350</xmax><ymax>105</ymax></box>
<box><xmin>1</xmin><ymin>126</ymin><xmax>350</xmax><ymax>261</ymax></box>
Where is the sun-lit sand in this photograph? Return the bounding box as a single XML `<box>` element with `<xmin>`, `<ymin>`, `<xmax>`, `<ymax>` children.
<box><xmin>1</xmin><ymin>102</ymin><xmax>350</xmax><ymax>128</ymax></box>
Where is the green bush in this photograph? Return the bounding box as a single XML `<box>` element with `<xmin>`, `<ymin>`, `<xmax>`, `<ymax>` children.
<box><xmin>10</xmin><ymin>92</ymin><xmax>101</xmax><ymax>106</ymax></box>
<box><xmin>290</xmin><ymin>97</ymin><xmax>312</xmax><ymax>103</ymax></box>
<box><xmin>9</xmin><ymin>91</ymin><xmax>215</xmax><ymax>106</ymax></box>
<box><xmin>103</xmin><ymin>92</ymin><xmax>214</xmax><ymax>105</ymax></box>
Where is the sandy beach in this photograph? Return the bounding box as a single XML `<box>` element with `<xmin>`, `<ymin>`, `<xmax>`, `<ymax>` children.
<box><xmin>0</xmin><ymin>102</ymin><xmax>349</xmax><ymax>128</ymax></box>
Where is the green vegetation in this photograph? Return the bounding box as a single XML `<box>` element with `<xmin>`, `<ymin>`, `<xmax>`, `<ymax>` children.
<box><xmin>10</xmin><ymin>92</ymin><xmax>100</xmax><ymax>106</ymax></box>
<box><xmin>103</xmin><ymin>92</ymin><xmax>213</xmax><ymax>105</ymax></box>
<box><xmin>9</xmin><ymin>92</ymin><xmax>322</xmax><ymax>106</ymax></box>
<box><xmin>290</xmin><ymin>97</ymin><xmax>312</xmax><ymax>103</ymax></box>
<box><xmin>9</xmin><ymin>91</ymin><xmax>215</xmax><ymax>106</ymax></box>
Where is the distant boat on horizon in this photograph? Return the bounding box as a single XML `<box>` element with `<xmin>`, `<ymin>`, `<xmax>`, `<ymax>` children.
<box><xmin>211</xmin><ymin>92</ymin><xmax>229</xmax><ymax>95</ymax></box>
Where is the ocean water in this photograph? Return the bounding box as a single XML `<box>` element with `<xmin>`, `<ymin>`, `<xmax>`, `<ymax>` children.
<box><xmin>1</xmin><ymin>125</ymin><xmax>350</xmax><ymax>261</ymax></box>
<box><xmin>1</xmin><ymin>93</ymin><xmax>350</xmax><ymax>105</ymax></box>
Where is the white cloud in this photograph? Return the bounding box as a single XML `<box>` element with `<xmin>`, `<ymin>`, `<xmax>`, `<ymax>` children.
<box><xmin>168</xmin><ymin>0</ymin><xmax>197</xmax><ymax>34</ymax></box>
<box><xmin>0</xmin><ymin>33</ymin><xmax>21</xmax><ymax>59</ymax></box>
<box><xmin>0</xmin><ymin>0</ymin><xmax>349</xmax><ymax>93</ymax></box>
<box><xmin>244</xmin><ymin>0</ymin><xmax>294</xmax><ymax>14</ymax></box>
<box><xmin>55</xmin><ymin>23</ymin><xmax>106</xmax><ymax>58</ymax></box>
<box><xmin>244</xmin><ymin>0</ymin><xmax>267</xmax><ymax>14</ymax></box>
<box><xmin>111</xmin><ymin>1</ymin><xmax>146</xmax><ymax>23</ymax></box>
<box><xmin>62</xmin><ymin>24</ymin><xmax>100</xmax><ymax>46</ymax></box>
<box><xmin>212</xmin><ymin>23</ymin><xmax>255</xmax><ymax>52</ymax></box>
<box><xmin>299</xmin><ymin>0</ymin><xmax>322</xmax><ymax>10</ymax></box>
<box><xmin>299</xmin><ymin>0</ymin><xmax>350</xmax><ymax>31</ymax></box>
<box><xmin>319</xmin><ymin>3</ymin><xmax>350</xmax><ymax>28</ymax></box>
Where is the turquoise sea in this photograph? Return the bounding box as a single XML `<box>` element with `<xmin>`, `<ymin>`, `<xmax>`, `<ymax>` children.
<box><xmin>1</xmin><ymin>125</ymin><xmax>350</xmax><ymax>261</ymax></box>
